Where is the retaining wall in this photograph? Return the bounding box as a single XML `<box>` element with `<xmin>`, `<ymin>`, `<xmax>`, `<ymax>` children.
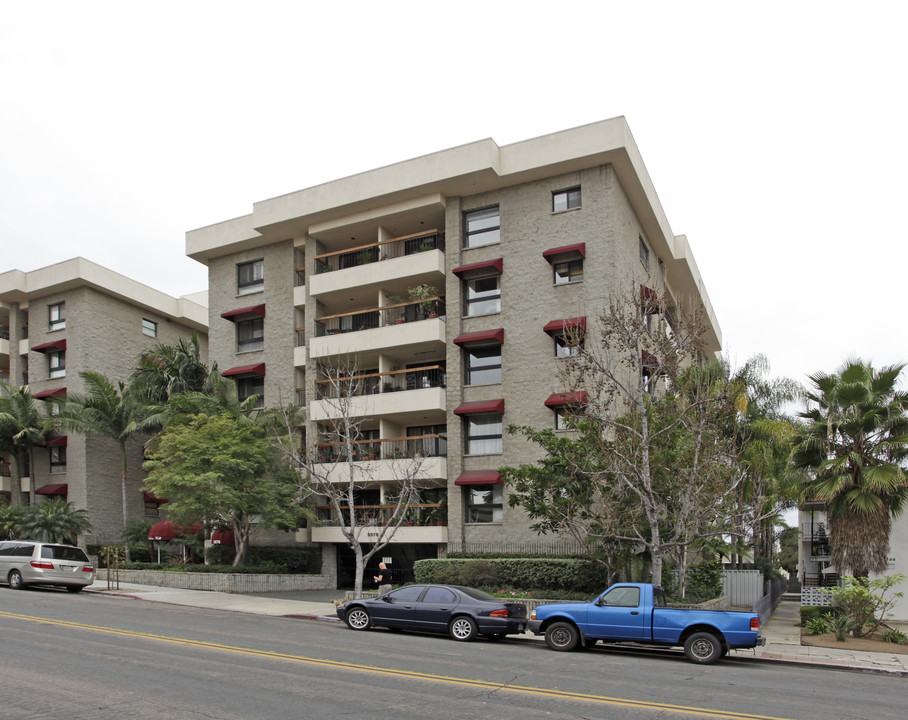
<box><xmin>97</xmin><ymin>569</ymin><xmax>335</xmax><ymax>594</ymax></box>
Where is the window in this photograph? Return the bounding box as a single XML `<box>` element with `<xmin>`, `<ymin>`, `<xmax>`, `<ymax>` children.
<box><xmin>48</xmin><ymin>302</ymin><xmax>65</xmax><ymax>331</ymax></box>
<box><xmin>553</xmin><ymin>187</ymin><xmax>581</xmax><ymax>212</ymax></box>
<box><xmin>144</xmin><ymin>501</ymin><xmax>161</xmax><ymax>518</ymax></box>
<box><xmin>142</xmin><ymin>318</ymin><xmax>157</xmax><ymax>337</ymax></box>
<box><xmin>49</xmin><ymin>446</ymin><xmax>66</xmax><ymax>473</ymax></box>
<box><xmin>237</xmin><ymin>260</ymin><xmax>264</xmax><ymax>295</ymax></box>
<box><xmin>237</xmin><ymin>376</ymin><xmax>264</xmax><ymax>408</ymax></box>
<box><xmin>639</xmin><ymin>235</ymin><xmax>650</xmax><ymax>270</ymax></box>
<box><xmin>465</xmin><ymin>275</ymin><xmax>500</xmax><ymax>316</ymax></box>
<box><xmin>237</xmin><ymin>317</ymin><xmax>264</xmax><ymax>352</ymax></box>
<box><xmin>464</xmin><ymin>207</ymin><xmax>500</xmax><ymax>248</ymax></box>
<box><xmin>465</xmin><ymin>346</ymin><xmax>501</xmax><ymax>385</ymax></box>
<box><xmin>556</xmin><ymin>407</ymin><xmax>582</xmax><ymax>430</ymax></box>
<box><xmin>48</xmin><ymin>350</ymin><xmax>65</xmax><ymax>379</ymax></box>
<box><xmin>599</xmin><ymin>586</ymin><xmax>641</xmax><ymax>607</ymax></box>
<box><xmin>554</xmin><ymin>259</ymin><xmax>583</xmax><ymax>285</ymax></box>
<box><xmin>554</xmin><ymin>333</ymin><xmax>582</xmax><ymax>357</ymax></box>
<box><xmin>465</xmin><ymin>414</ymin><xmax>502</xmax><ymax>455</ymax></box>
<box><xmin>423</xmin><ymin>586</ymin><xmax>457</xmax><ymax>603</ymax></box>
<box><xmin>465</xmin><ymin>484</ymin><xmax>503</xmax><ymax>523</ymax></box>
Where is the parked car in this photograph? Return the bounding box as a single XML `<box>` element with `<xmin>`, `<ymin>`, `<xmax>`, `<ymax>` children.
<box><xmin>0</xmin><ymin>540</ymin><xmax>95</xmax><ymax>593</ymax></box>
<box><xmin>528</xmin><ymin>582</ymin><xmax>764</xmax><ymax>664</ymax></box>
<box><xmin>337</xmin><ymin>584</ymin><xmax>527</xmax><ymax>641</ymax></box>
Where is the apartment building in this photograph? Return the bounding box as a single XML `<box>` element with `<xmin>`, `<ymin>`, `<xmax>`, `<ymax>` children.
<box><xmin>0</xmin><ymin>258</ymin><xmax>208</xmax><ymax>541</ymax></box>
<box><xmin>186</xmin><ymin>118</ymin><xmax>722</xmax><ymax>584</ymax></box>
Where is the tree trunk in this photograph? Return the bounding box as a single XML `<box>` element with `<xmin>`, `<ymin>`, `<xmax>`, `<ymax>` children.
<box><xmin>120</xmin><ymin>442</ymin><xmax>131</xmax><ymax>562</ymax></box>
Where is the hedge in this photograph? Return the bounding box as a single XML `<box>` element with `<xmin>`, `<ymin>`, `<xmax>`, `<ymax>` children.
<box><xmin>90</xmin><ymin>545</ymin><xmax>321</xmax><ymax>574</ymax></box>
<box><xmin>414</xmin><ymin>557</ymin><xmax>608</xmax><ymax>594</ymax></box>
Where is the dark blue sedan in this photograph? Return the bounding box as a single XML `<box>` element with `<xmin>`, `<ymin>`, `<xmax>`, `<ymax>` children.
<box><xmin>336</xmin><ymin>584</ymin><xmax>528</xmax><ymax>641</ymax></box>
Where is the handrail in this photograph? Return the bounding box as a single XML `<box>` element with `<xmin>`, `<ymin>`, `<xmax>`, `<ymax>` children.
<box><xmin>313</xmin><ymin>229</ymin><xmax>443</xmax><ymax>261</ymax></box>
<box><xmin>315</xmin><ymin>297</ymin><xmax>443</xmax><ymax>323</ymax></box>
<box><xmin>315</xmin><ymin>365</ymin><xmax>444</xmax><ymax>386</ymax></box>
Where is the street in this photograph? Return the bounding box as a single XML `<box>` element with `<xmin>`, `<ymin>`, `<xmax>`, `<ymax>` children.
<box><xmin>0</xmin><ymin>588</ymin><xmax>904</xmax><ymax>720</ymax></box>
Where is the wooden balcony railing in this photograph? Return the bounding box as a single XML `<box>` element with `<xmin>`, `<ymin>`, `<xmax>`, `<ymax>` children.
<box><xmin>313</xmin><ymin>229</ymin><xmax>444</xmax><ymax>273</ymax></box>
<box><xmin>315</xmin><ymin>434</ymin><xmax>447</xmax><ymax>463</ymax></box>
<box><xmin>315</xmin><ymin>365</ymin><xmax>445</xmax><ymax>400</ymax></box>
<box><xmin>316</xmin><ymin>502</ymin><xmax>448</xmax><ymax>527</ymax></box>
<box><xmin>314</xmin><ymin>298</ymin><xmax>445</xmax><ymax>337</ymax></box>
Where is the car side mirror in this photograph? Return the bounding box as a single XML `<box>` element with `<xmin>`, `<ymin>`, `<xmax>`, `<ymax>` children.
<box><xmin>382</xmin><ymin>595</ymin><xmax>393</xmax><ymax>603</ymax></box>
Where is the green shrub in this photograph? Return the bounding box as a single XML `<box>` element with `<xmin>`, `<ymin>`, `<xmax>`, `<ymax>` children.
<box><xmin>804</xmin><ymin>615</ymin><xmax>831</xmax><ymax>635</ymax></box>
<box><xmin>799</xmin><ymin>606</ymin><xmax>826</xmax><ymax>625</ymax></box>
<box><xmin>882</xmin><ymin>628</ymin><xmax>908</xmax><ymax>645</ymax></box>
<box><xmin>414</xmin><ymin>557</ymin><xmax>607</xmax><ymax>594</ymax></box>
<box><xmin>687</xmin><ymin>559</ymin><xmax>724</xmax><ymax>600</ymax></box>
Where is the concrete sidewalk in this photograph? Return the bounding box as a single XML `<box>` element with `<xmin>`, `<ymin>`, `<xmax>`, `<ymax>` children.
<box><xmin>84</xmin><ymin>584</ymin><xmax>908</xmax><ymax>675</ymax></box>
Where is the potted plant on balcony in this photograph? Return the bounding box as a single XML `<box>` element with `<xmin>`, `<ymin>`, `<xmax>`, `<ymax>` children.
<box><xmin>408</xmin><ymin>284</ymin><xmax>438</xmax><ymax>319</ymax></box>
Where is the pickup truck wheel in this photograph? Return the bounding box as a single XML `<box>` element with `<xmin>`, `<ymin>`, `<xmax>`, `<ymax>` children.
<box><xmin>684</xmin><ymin>631</ymin><xmax>722</xmax><ymax>664</ymax></box>
<box><xmin>545</xmin><ymin>621</ymin><xmax>579</xmax><ymax>651</ymax></box>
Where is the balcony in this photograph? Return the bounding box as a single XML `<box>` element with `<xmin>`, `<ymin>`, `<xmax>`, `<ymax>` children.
<box><xmin>311</xmin><ymin>501</ymin><xmax>448</xmax><ymax>544</ymax></box>
<box><xmin>313</xmin><ymin>435</ymin><xmax>447</xmax><ymax>483</ymax></box>
<box><xmin>294</xmin><ymin>328</ymin><xmax>306</xmax><ymax>367</ymax></box>
<box><xmin>309</xmin><ymin>231</ymin><xmax>445</xmax><ymax>299</ymax></box>
<box><xmin>309</xmin><ymin>299</ymin><xmax>445</xmax><ymax>359</ymax></box>
<box><xmin>308</xmin><ymin>366</ymin><xmax>446</xmax><ymax>421</ymax></box>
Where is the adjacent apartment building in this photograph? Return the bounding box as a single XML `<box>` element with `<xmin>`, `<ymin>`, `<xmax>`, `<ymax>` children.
<box><xmin>186</xmin><ymin>117</ymin><xmax>722</xmax><ymax>584</ymax></box>
<box><xmin>0</xmin><ymin>258</ymin><xmax>208</xmax><ymax>541</ymax></box>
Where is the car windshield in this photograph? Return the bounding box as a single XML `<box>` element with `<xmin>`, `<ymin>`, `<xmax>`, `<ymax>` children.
<box><xmin>456</xmin><ymin>586</ymin><xmax>497</xmax><ymax>602</ymax></box>
<box><xmin>41</xmin><ymin>545</ymin><xmax>89</xmax><ymax>562</ymax></box>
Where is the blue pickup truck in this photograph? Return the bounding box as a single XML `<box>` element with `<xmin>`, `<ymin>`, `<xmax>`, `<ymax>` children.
<box><xmin>528</xmin><ymin>582</ymin><xmax>764</xmax><ymax>664</ymax></box>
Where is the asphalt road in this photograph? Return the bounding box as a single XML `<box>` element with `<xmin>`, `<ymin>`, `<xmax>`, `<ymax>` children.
<box><xmin>1</xmin><ymin>586</ymin><xmax>904</xmax><ymax>720</ymax></box>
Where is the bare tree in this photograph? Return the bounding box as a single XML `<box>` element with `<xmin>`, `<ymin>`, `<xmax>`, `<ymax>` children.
<box><xmin>269</xmin><ymin>364</ymin><xmax>430</xmax><ymax>598</ymax></box>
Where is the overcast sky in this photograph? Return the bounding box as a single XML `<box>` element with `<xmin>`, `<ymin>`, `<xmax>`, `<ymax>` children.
<box><xmin>2</xmin><ymin>1</ymin><xmax>905</xmax><ymax>390</ymax></box>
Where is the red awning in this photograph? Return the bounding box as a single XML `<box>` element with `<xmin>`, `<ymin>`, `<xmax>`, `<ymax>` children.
<box><xmin>221</xmin><ymin>363</ymin><xmax>266</xmax><ymax>377</ymax></box>
<box><xmin>211</xmin><ymin>529</ymin><xmax>235</xmax><ymax>546</ymax></box>
<box><xmin>143</xmin><ymin>490</ymin><xmax>168</xmax><ymax>504</ymax></box>
<box><xmin>453</xmin><ymin>328</ymin><xmax>504</xmax><ymax>346</ymax></box>
<box><xmin>148</xmin><ymin>521</ymin><xmax>203</xmax><ymax>542</ymax></box>
<box><xmin>543</xmin><ymin>317</ymin><xmax>587</xmax><ymax>335</ymax></box>
<box><xmin>455</xmin><ymin>470</ymin><xmax>502</xmax><ymax>486</ymax></box>
<box><xmin>452</xmin><ymin>258</ymin><xmax>503</xmax><ymax>277</ymax></box>
<box><xmin>36</xmin><ymin>483</ymin><xmax>68</xmax><ymax>495</ymax></box>
<box><xmin>221</xmin><ymin>304</ymin><xmax>266</xmax><ymax>321</ymax></box>
<box><xmin>544</xmin><ymin>391</ymin><xmax>588</xmax><ymax>407</ymax></box>
<box><xmin>454</xmin><ymin>399</ymin><xmax>505</xmax><ymax>416</ymax></box>
<box><xmin>31</xmin><ymin>339</ymin><xmax>67</xmax><ymax>353</ymax></box>
<box><xmin>45</xmin><ymin>435</ymin><xmax>68</xmax><ymax>447</ymax></box>
<box><xmin>542</xmin><ymin>242</ymin><xmax>586</xmax><ymax>263</ymax></box>
<box><xmin>33</xmin><ymin>387</ymin><xmax>66</xmax><ymax>399</ymax></box>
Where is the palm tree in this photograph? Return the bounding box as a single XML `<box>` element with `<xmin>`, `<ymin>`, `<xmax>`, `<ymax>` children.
<box><xmin>129</xmin><ymin>332</ymin><xmax>215</xmax><ymax>405</ymax></box>
<box><xmin>19</xmin><ymin>499</ymin><xmax>92</xmax><ymax>544</ymax></box>
<box><xmin>792</xmin><ymin>360</ymin><xmax>908</xmax><ymax>578</ymax></box>
<box><xmin>54</xmin><ymin>372</ymin><xmax>150</xmax><ymax>559</ymax></box>
<box><xmin>0</xmin><ymin>382</ymin><xmax>50</xmax><ymax>506</ymax></box>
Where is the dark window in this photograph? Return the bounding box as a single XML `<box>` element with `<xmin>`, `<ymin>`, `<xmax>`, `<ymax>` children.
<box><xmin>142</xmin><ymin>318</ymin><xmax>157</xmax><ymax>337</ymax></box>
<box><xmin>42</xmin><ymin>545</ymin><xmax>89</xmax><ymax>562</ymax></box>
<box><xmin>639</xmin><ymin>235</ymin><xmax>650</xmax><ymax>270</ymax></box>
<box><xmin>464</xmin><ymin>207</ymin><xmax>500</xmax><ymax>248</ymax></box>
<box><xmin>465</xmin><ymin>275</ymin><xmax>500</xmax><ymax>316</ymax></box>
<box><xmin>465</xmin><ymin>346</ymin><xmax>501</xmax><ymax>385</ymax></box>
<box><xmin>237</xmin><ymin>376</ymin><xmax>264</xmax><ymax>408</ymax></box>
<box><xmin>49</xmin><ymin>446</ymin><xmax>66</xmax><ymax>472</ymax></box>
<box><xmin>48</xmin><ymin>350</ymin><xmax>65</xmax><ymax>379</ymax></box>
<box><xmin>554</xmin><ymin>259</ymin><xmax>583</xmax><ymax>285</ymax></box>
<box><xmin>48</xmin><ymin>302</ymin><xmax>65</xmax><ymax>331</ymax></box>
<box><xmin>237</xmin><ymin>317</ymin><xmax>264</xmax><ymax>352</ymax></box>
<box><xmin>465</xmin><ymin>414</ymin><xmax>502</xmax><ymax>455</ymax></box>
<box><xmin>423</xmin><ymin>586</ymin><xmax>457</xmax><ymax>603</ymax></box>
<box><xmin>389</xmin><ymin>585</ymin><xmax>425</xmax><ymax>602</ymax></box>
<box><xmin>554</xmin><ymin>332</ymin><xmax>583</xmax><ymax>357</ymax></box>
<box><xmin>465</xmin><ymin>484</ymin><xmax>503</xmax><ymax>523</ymax></box>
<box><xmin>407</xmin><ymin>425</ymin><xmax>447</xmax><ymax>457</ymax></box>
<box><xmin>237</xmin><ymin>260</ymin><xmax>264</xmax><ymax>295</ymax></box>
<box><xmin>553</xmin><ymin>187</ymin><xmax>581</xmax><ymax>212</ymax></box>
<box><xmin>555</xmin><ymin>407</ymin><xmax>577</xmax><ymax>430</ymax></box>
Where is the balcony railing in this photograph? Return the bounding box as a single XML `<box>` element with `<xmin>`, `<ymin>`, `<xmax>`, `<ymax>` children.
<box><xmin>315</xmin><ymin>434</ymin><xmax>447</xmax><ymax>463</ymax></box>
<box><xmin>316</xmin><ymin>502</ymin><xmax>448</xmax><ymax>527</ymax></box>
<box><xmin>295</xmin><ymin>267</ymin><xmax>306</xmax><ymax>287</ymax></box>
<box><xmin>295</xmin><ymin>327</ymin><xmax>306</xmax><ymax>347</ymax></box>
<box><xmin>0</xmin><ymin>325</ymin><xmax>9</xmax><ymax>340</ymax></box>
<box><xmin>0</xmin><ymin>461</ymin><xmax>11</xmax><ymax>477</ymax></box>
<box><xmin>314</xmin><ymin>229</ymin><xmax>445</xmax><ymax>274</ymax></box>
<box><xmin>315</xmin><ymin>365</ymin><xmax>446</xmax><ymax>400</ymax></box>
<box><xmin>295</xmin><ymin>388</ymin><xmax>306</xmax><ymax>406</ymax></box>
<box><xmin>314</xmin><ymin>298</ymin><xmax>445</xmax><ymax>337</ymax></box>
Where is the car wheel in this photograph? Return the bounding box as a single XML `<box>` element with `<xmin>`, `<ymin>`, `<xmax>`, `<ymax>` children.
<box><xmin>66</xmin><ymin>585</ymin><xmax>83</xmax><ymax>593</ymax></box>
<box><xmin>684</xmin><ymin>631</ymin><xmax>722</xmax><ymax>664</ymax></box>
<box><xmin>8</xmin><ymin>570</ymin><xmax>25</xmax><ymax>590</ymax></box>
<box><xmin>345</xmin><ymin>607</ymin><xmax>371</xmax><ymax>631</ymax></box>
<box><xmin>545</xmin><ymin>621</ymin><xmax>579</xmax><ymax>651</ymax></box>
<box><xmin>449</xmin><ymin>616</ymin><xmax>478</xmax><ymax>641</ymax></box>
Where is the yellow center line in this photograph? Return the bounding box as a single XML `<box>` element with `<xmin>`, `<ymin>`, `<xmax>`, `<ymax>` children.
<box><xmin>0</xmin><ymin>610</ymin><xmax>795</xmax><ymax>720</ymax></box>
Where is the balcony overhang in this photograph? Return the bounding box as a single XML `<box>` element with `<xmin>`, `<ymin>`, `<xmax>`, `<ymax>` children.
<box><xmin>221</xmin><ymin>363</ymin><xmax>266</xmax><ymax>377</ymax></box>
<box><xmin>454</xmin><ymin>399</ymin><xmax>504</xmax><ymax>416</ymax></box>
<box><xmin>221</xmin><ymin>304</ymin><xmax>266</xmax><ymax>321</ymax></box>
<box><xmin>453</xmin><ymin>328</ymin><xmax>504</xmax><ymax>346</ymax></box>
<box><xmin>32</xmin><ymin>339</ymin><xmax>67</xmax><ymax>353</ymax></box>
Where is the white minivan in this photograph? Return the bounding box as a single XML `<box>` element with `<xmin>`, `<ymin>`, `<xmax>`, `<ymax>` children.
<box><xmin>0</xmin><ymin>541</ymin><xmax>95</xmax><ymax>593</ymax></box>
